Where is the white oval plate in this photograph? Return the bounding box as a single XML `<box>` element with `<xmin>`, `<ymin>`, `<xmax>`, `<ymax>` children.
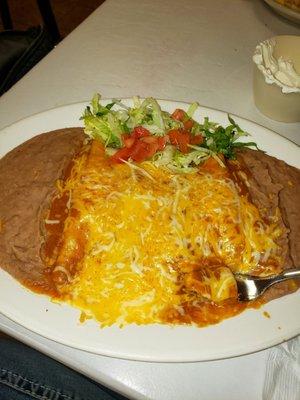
<box><xmin>0</xmin><ymin>100</ymin><xmax>299</xmax><ymax>362</ymax></box>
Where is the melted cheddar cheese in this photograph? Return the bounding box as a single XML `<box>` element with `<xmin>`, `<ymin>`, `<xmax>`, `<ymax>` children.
<box><xmin>45</xmin><ymin>140</ymin><xmax>284</xmax><ymax>327</ymax></box>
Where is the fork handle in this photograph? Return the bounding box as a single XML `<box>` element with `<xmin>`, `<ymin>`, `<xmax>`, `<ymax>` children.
<box><xmin>273</xmin><ymin>268</ymin><xmax>300</xmax><ymax>283</ymax></box>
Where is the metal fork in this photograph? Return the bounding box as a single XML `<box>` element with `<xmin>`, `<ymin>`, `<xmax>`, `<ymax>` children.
<box><xmin>235</xmin><ymin>268</ymin><xmax>300</xmax><ymax>301</ymax></box>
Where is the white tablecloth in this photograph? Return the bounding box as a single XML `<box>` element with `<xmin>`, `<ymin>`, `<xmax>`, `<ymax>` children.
<box><xmin>0</xmin><ymin>1</ymin><xmax>299</xmax><ymax>399</ymax></box>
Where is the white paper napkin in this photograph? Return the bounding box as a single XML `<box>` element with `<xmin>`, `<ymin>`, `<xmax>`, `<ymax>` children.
<box><xmin>263</xmin><ymin>335</ymin><xmax>300</xmax><ymax>400</ymax></box>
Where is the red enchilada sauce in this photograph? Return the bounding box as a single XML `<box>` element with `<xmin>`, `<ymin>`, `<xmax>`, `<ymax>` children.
<box><xmin>38</xmin><ymin>141</ymin><xmax>286</xmax><ymax>327</ymax></box>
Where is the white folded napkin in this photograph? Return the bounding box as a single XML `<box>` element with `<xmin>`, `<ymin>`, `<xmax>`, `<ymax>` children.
<box><xmin>263</xmin><ymin>335</ymin><xmax>300</xmax><ymax>400</ymax></box>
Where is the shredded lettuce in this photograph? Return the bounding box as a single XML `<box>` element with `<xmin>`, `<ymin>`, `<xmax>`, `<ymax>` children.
<box><xmin>81</xmin><ymin>94</ymin><xmax>124</xmax><ymax>148</ymax></box>
<box><xmin>152</xmin><ymin>145</ymin><xmax>175</xmax><ymax>167</ymax></box>
<box><xmin>125</xmin><ymin>97</ymin><xmax>166</xmax><ymax>135</ymax></box>
<box><xmin>81</xmin><ymin>93</ymin><xmax>258</xmax><ymax>170</ymax></box>
<box><xmin>152</xmin><ymin>145</ymin><xmax>210</xmax><ymax>174</ymax></box>
<box><xmin>198</xmin><ymin>115</ymin><xmax>258</xmax><ymax>159</ymax></box>
<box><xmin>82</xmin><ymin>95</ymin><xmax>174</xmax><ymax>141</ymax></box>
<box><xmin>173</xmin><ymin>147</ymin><xmax>210</xmax><ymax>171</ymax></box>
<box><xmin>186</xmin><ymin>102</ymin><xmax>199</xmax><ymax>118</ymax></box>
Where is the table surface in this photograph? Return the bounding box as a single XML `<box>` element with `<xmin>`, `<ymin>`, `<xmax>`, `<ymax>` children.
<box><xmin>0</xmin><ymin>0</ymin><xmax>299</xmax><ymax>399</ymax></box>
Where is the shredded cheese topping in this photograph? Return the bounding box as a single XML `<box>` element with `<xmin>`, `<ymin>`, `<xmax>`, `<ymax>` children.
<box><xmin>47</xmin><ymin>141</ymin><xmax>284</xmax><ymax>327</ymax></box>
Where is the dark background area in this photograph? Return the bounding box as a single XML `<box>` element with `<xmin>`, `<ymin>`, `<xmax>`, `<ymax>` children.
<box><xmin>0</xmin><ymin>0</ymin><xmax>105</xmax><ymax>39</ymax></box>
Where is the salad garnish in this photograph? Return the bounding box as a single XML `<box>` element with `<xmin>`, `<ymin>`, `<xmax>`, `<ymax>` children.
<box><xmin>81</xmin><ymin>93</ymin><xmax>258</xmax><ymax>172</ymax></box>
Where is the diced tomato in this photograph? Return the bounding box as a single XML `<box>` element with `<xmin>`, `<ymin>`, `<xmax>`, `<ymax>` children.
<box><xmin>140</xmin><ymin>135</ymin><xmax>168</xmax><ymax>151</ymax></box>
<box><xmin>110</xmin><ymin>146</ymin><xmax>132</xmax><ymax>163</ymax></box>
<box><xmin>122</xmin><ymin>134</ymin><xmax>131</xmax><ymax>142</ymax></box>
<box><xmin>132</xmin><ymin>135</ymin><xmax>168</xmax><ymax>160</ymax></box>
<box><xmin>183</xmin><ymin>119</ymin><xmax>194</xmax><ymax>130</ymax></box>
<box><xmin>125</xmin><ymin>137</ymin><xmax>135</xmax><ymax>148</ymax></box>
<box><xmin>132</xmin><ymin>126</ymin><xmax>150</xmax><ymax>139</ymax></box>
<box><xmin>168</xmin><ymin>129</ymin><xmax>190</xmax><ymax>153</ymax></box>
<box><xmin>190</xmin><ymin>134</ymin><xmax>204</xmax><ymax>145</ymax></box>
<box><xmin>130</xmin><ymin>140</ymin><xmax>158</xmax><ymax>162</ymax></box>
<box><xmin>122</xmin><ymin>134</ymin><xmax>135</xmax><ymax>148</ymax></box>
<box><xmin>140</xmin><ymin>135</ymin><xmax>159</xmax><ymax>144</ymax></box>
<box><xmin>171</xmin><ymin>109</ymin><xmax>186</xmax><ymax>122</ymax></box>
<box><xmin>112</xmin><ymin>131</ymin><xmax>170</xmax><ymax>164</ymax></box>
<box><xmin>112</xmin><ymin>121</ymin><xmax>182</xmax><ymax>164</ymax></box>
<box><xmin>157</xmin><ymin>136</ymin><xmax>168</xmax><ymax>151</ymax></box>
<box><xmin>168</xmin><ymin>129</ymin><xmax>180</xmax><ymax>145</ymax></box>
<box><xmin>178</xmin><ymin>134</ymin><xmax>190</xmax><ymax>153</ymax></box>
